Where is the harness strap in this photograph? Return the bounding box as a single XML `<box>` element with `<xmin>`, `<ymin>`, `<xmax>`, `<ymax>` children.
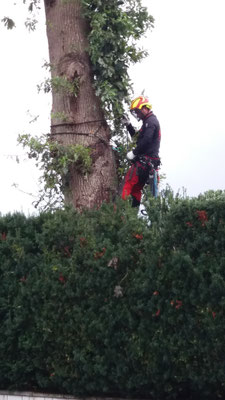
<box><xmin>128</xmin><ymin>164</ymin><xmax>136</xmax><ymax>181</ymax></box>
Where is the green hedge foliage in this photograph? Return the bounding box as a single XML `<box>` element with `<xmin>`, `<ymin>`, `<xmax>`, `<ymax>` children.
<box><xmin>0</xmin><ymin>190</ymin><xmax>225</xmax><ymax>400</ymax></box>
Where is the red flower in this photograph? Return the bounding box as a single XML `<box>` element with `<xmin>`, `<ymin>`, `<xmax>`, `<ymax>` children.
<box><xmin>79</xmin><ymin>237</ymin><xmax>87</xmax><ymax>246</ymax></box>
<box><xmin>63</xmin><ymin>246</ymin><xmax>71</xmax><ymax>257</ymax></box>
<box><xmin>94</xmin><ymin>247</ymin><xmax>106</xmax><ymax>259</ymax></box>
<box><xmin>197</xmin><ymin>210</ymin><xmax>208</xmax><ymax>225</ymax></box>
<box><xmin>186</xmin><ymin>222</ymin><xmax>193</xmax><ymax>227</ymax></box>
<box><xmin>153</xmin><ymin>291</ymin><xmax>159</xmax><ymax>296</ymax></box>
<box><xmin>175</xmin><ymin>300</ymin><xmax>182</xmax><ymax>309</ymax></box>
<box><xmin>133</xmin><ymin>233</ymin><xmax>143</xmax><ymax>240</ymax></box>
<box><xmin>212</xmin><ymin>311</ymin><xmax>216</xmax><ymax>319</ymax></box>
<box><xmin>155</xmin><ymin>309</ymin><xmax>160</xmax><ymax>316</ymax></box>
<box><xmin>59</xmin><ymin>273</ymin><xmax>66</xmax><ymax>283</ymax></box>
<box><xmin>171</xmin><ymin>300</ymin><xmax>182</xmax><ymax>309</ymax></box>
<box><xmin>1</xmin><ymin>232</ymin><xmax>7</xmax><ymax>240</ymax></box>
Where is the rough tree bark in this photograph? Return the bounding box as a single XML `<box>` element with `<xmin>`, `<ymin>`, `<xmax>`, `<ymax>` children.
<box><xmin>43</xmin><ymin>0</ymin><xmax>117</xmax><ymax>210</ymax></box>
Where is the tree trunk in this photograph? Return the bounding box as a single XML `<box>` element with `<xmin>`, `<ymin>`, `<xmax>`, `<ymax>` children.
<box><xmin>43</xmin><ymin>0</ymin><xmax>117</xmax><ymax>210</ymax></box>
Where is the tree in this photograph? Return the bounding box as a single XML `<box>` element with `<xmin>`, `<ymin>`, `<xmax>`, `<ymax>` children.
<box><xmin>42</xmin><ymin>0</ymin><xmax>116</xmax><ymax>210</ymax></box>
<box><xmin>3</xmin><ymin>0</ymin><xmax>154</xmax><ymax>210</ymax></box>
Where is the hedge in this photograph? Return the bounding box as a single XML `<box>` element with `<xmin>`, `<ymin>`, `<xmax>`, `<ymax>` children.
<box><xmin>0</xmin><ymin>190</ymin><xmax>225</xmax><ymax>400</ymax></box>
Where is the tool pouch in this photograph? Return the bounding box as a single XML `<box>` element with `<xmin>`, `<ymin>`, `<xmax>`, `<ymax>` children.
<box><xmin>136</xmin><ymin>161</ymin><xmax>149</xmax><ymax>184</ymax></box>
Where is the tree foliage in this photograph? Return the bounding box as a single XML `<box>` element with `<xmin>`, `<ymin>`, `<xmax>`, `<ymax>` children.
<box><xmin>18</xmin><ymin>134</ymin><xmax>92</xmax><ymax>211</ymax></box>
<box><xmin>81</xmin><ymin>0</ymin><xmax>154</xmax><ymax>123</ymax></box>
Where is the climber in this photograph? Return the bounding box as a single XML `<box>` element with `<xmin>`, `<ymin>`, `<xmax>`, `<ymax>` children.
<box><xmin>121</xmin><ymin>95</ymin><xmax>161</xmax><ymax>207</ymax></box>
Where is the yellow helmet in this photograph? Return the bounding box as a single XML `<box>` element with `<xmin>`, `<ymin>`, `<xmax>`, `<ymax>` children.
<box><xmin>130</xmin><ymin>96</ymin><xmax>152</xmax><ymax>112</ymax></box>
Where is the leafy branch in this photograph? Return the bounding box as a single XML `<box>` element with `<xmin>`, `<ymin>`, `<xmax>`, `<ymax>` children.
<box><xmin>18</xmin><ymin>134</ymin><xmax>92</xmax><ymax>211</ymax></box>
<box><xmin>1</xmin><ymin>17</ymin><xmax>16</xmax><ymax>29</ymax></box>
<box><xmin>37</xmin><ymin>76</ymin><xmax>80</xmax><ymax>96</ymax></box>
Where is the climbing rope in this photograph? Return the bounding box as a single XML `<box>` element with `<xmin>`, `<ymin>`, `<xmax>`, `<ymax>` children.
<box><xmin>49</xmin><ymin>120</ymin><xmax>109</xmax><ymax>146</ymax></box>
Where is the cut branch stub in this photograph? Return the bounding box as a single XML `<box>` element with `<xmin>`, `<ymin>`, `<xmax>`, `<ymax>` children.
<box><xmin>58</xmin><ymin>52</ymin><xmax>87</xmax><ymax>83</ymax></box>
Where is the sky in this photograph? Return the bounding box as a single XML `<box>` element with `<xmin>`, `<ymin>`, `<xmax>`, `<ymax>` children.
<box><xmin>0</xmin><ymin>0</ymin><xmax>225</xmax><ymax>215</ymax></box>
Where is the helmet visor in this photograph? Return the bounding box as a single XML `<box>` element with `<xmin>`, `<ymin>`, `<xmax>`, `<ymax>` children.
<box><xmin>130</xmin><ymin>109</ymin><xmax>142</xmax><ymax>121</ymax></box>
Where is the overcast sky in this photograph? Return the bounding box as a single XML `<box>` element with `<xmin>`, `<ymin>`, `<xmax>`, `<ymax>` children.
<box><xmin>0</xmin><ymin>0</ymin><xmax>225</xmax><ymax>215</ymax></box>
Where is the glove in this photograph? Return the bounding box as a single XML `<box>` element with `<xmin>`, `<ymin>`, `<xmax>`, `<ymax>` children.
<box><xmin>127</xmin><ymin>151</ymin><xmax>135</xmax><ymax>160</ymax></box>
<box><xmin>121</xmin><ymin>113</ymin><xmax>130</xmax><ymax>126</ymax></box>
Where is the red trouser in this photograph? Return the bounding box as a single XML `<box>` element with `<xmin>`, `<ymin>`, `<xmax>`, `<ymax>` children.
<box><xmin>121</xmin><ymin>163</ymin><xmax>145</xmax><ymax>202</ymax></box>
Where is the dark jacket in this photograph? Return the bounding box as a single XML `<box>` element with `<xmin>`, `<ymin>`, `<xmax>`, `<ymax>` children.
<box><xmin>127</xmin><ymin>112</ymin><xmax>161</xmax><ymax>158</ymax></box>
